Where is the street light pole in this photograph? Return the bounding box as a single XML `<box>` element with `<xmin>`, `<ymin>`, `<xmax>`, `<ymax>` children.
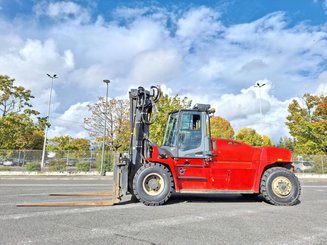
<box><xmin>41</xmin><ymin>74</ymin><xmax>58</xmax><ymax>168</ymax></box>
<box><xmin>254</xmin><ymin>82</ymin><xmax>266</xmax><ymax>121</ymax></box>
<box><xmin>100</xmin><ymin>79</ymin><xmax>110</xmax><ymax>176</ymax></box>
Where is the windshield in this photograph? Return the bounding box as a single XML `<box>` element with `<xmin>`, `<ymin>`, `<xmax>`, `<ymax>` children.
<box><xmin>162</xmin><ymin>112</ymin><xmax>179</xmax><ymax>147</ymax></box>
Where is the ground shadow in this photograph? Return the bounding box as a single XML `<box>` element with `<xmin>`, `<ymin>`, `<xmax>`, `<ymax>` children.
<box><xmin>123</xmin><ymin>193</ymin><xmax>302</xmax><ymax>206</ymax></box>
<box><xmin>165</xmin><ymin>193</ymin><xmax>264</xmax><ymax>205</ymax></box>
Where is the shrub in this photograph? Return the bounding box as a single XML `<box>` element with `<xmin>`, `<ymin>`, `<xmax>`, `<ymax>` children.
<box><xmin>96</xmin><ymin>152</ymin><xmax>114</xmax><ymax>173</ymax></box>
<box><xmin>49</xmin><ymin>159</ymin><xmax>66</xmax><ymax>171</ymax></box>
<box><xmin>76</xmin><ymin>161</ymin><xmax>90</xmax><ymax>172</ymax></box>
<box><xmin>26</xmin><ymin>162</ymin><xmax>41</xmax><ymax>172</ymax></box>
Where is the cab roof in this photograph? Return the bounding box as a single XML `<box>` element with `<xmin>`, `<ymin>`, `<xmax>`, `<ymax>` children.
<box><xmin>168</xmin><ymin>104</ymin><xmax>211</xmax><ymax>114</ymax></box>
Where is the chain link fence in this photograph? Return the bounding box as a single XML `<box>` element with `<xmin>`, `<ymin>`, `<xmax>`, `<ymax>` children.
<box><xmin>0</xmin><ymin>149</ymin><xmax>117</xmax><ymax>172</ymax></box>
<box><xmin>293</xmin><ymin>154</ymin><xmax>326</xmax><ymax>174</ymax></box>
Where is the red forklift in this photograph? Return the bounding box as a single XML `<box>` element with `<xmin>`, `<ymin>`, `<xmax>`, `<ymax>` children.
<box><xmin>18</xmin><ymin>86</ymin><xmax>300</xmax><ymax>207</ymax></box>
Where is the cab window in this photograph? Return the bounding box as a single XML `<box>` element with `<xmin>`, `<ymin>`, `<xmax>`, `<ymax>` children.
<box><xmin>179</xmin><ymin>112</ymin><xmax>202</xmax><ymax>151</ymax></box>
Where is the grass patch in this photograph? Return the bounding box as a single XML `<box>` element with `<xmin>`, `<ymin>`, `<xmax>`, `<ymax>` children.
<box><xmin>0</xmin><ymin>166</ymin><xmax>11</xmax><ymax>171</ymax></box>
<box><xmin>26</xmin><ymin>162</ymin><xmax>41</xmax><ymax>172</ymax></box>
<box><xmin>76</xmin><ymin>161</ymin><xmax>90</xmax><ymax>172</ymax></box>
<box><xmin>49</xmin><ymin>159</ymin><xmax>66</xmax><ymax>171</ymax></box>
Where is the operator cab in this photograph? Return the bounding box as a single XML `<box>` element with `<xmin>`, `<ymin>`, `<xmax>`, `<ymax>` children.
<box><xmin>161</xmin><ymin>104</ymin><xmax>213</xmax><ymax>158</ymax></box>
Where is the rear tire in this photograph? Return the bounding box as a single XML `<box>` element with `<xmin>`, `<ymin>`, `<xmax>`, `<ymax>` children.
<box><xmin>133</xmin><ymin>163</ymin><xmax>174</xmax><ymax>206</ymax></box>
<box><xmin>260</xmin><ymin>167</ymin><xmax>301</xmax><ymax>206</ymax></box>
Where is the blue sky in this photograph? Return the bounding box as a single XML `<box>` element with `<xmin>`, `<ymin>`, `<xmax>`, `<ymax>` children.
<box><xmin>0</xmin><ymin>0</ymin><xmax>326</xmax><ymax>142</ymax></box>
<box><xmin>0</xmin><ymin>0</ymin><xmax>326</xmax><ymax>25</ymax></box>
<box><xmin>1</xmin><ymin>0</ymin><xmax>327</xmax><ymax>25</ymax></box>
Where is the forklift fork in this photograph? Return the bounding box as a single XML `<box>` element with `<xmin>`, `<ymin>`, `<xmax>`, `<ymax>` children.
<box><xmin>16</xmin><ymin>153</ymin><xmax>129</xmax><ymax>207</ymax></box>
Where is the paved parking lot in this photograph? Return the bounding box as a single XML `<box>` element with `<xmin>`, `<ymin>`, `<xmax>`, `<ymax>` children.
<box><xmin>0</xmin><ymin>176</ymin><xmax>327</xmax><ymax>245</ymax></box>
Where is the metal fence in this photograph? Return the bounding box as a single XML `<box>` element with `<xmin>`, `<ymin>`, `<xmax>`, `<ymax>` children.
<box><xmin>293</xmin><ymin>154</ymin><xmax>326</xmax><ymax>174</ymax></box>
<box><xmin>0</xmin><ymin>149</ymin><xmax>326</xmax><ymax>174</ymax></box>
<box><xmin>0</xmin><ymin>149</ymin><xmax>116</xmax><ymax>172</ymax></box>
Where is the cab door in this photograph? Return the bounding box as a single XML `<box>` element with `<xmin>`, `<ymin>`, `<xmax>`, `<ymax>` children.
<box><xmin>174</xmin><ymin>111</ymin><xmax>211</xmax><ymax>190</ymax></box>
<box><xmin>177</xmin><ymin>112</ymin><xmax>204</xmax><ymax>157</ymax></box>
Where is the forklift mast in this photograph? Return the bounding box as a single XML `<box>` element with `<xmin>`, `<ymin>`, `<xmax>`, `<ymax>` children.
<box><xmin>127</xmin><ymin>86</ymin><xmax>161</xmax><ymax>188</ymax></box>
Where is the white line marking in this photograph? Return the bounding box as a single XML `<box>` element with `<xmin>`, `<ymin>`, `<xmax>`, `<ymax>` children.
<box><xmin>302</xmin><ymin>186</ymin><xmax>327</xmax><ymax>188</ymax></box>
<box><xmin>0</xmin><ymin>186</ymin><xmax>109</xmax><ymax>193</ymax></box>
<box><xmin>0</xmin><ymin>184</ymin><xmax>110</xmax><ymax>187</ymax></box>
<box><xmin>0</xmin><ymin>203</ymin><xmax>14</xmax><ymax>206</ymax></box>
<box><xmin>0</xmin><ymin>203</ymin><xmax>142</xmax><ymax>221</ymax></box>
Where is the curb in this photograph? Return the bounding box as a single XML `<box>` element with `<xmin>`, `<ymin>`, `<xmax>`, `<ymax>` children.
<box><xmin>295</xmin><ymin>174</ymin><xmax>327</xmax><ymax>179</ymax></box>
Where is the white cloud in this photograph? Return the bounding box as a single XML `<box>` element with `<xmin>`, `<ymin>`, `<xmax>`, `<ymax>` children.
<box><xmin>208</xmin><ymin>81</ymin><xmax>295</xmax><ymax>143</ymax></box>
<box><xmin>0</xmin><ymin>38</ymin><xmax>75</xmax><ymax>115</ymax></box>
<box><xmin>34</xmin><ymin>1</ymin><xmax>91</xmax><ymax>23</ymax></box>
<box><xmin>129</xmin><ymin>49</ymin><xmax>183</xmax><ymax>82</ymax></box>
<box><xmin>176</xmin><ymin>6</ymin><xmax>222</xmax><ymax>38</ymax></box>
<box><xmin>48</xmin><ymin>102</ymin><xmax>90</xmax><ymax>138</ymax></box>
<box><xmin>317</xmin><ymin>83</ymin><xmax>327</xmax><ymax>95</ymax></box>
<box><xmin>315</xmin><ymin>71</ymin><xmax>327</xmax><ymax>95</ymax></box>
<box><xmin>0</xmin><ymin>6</ymin><xmax>326</xmax><ymax>141</ymax></box>
<box><xmin>183</xmin><ymin>80</ymin><xmax>294</xmax><ymax>143</ymax></box>
<box><xmin>159</xmin><ymin>84</ymin><xmax>173</xmax><ymax>96</ymax></box>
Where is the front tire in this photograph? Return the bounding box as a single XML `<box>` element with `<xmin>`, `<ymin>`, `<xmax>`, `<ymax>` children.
<box><xmin>133</xmin><ymin>163</ymin><xmax>174</xmax><ymax>206</ymax></box>
<box><xmin>260</xmin><ymin>167</ymin><xmax>301</xmax><ymax>206</ymax></box>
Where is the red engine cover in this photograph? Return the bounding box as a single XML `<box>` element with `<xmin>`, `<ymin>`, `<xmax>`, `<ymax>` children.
<box><xmin>146</xmin><ymin>139</ymin><xmax>292</xmax><ymax>193</ymax></box>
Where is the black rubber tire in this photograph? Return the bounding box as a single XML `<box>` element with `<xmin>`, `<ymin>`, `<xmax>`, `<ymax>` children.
<box><xmin>133</xmin><ymin>163</ymin><xmax>174</xmax><ymax>206</ymax></box>
<box><xmin>260</xmin><ymin>167</ymin><xmax>301</xmax><ymax>206</ymax></box>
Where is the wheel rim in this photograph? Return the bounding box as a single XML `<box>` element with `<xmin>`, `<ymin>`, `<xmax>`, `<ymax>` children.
<box><xmin>272</xmin><ymin>176</ymin><xmax>293</xmax><ymax>198</ymax></box>
<box><xmin>142</xmin><ymin>173</ymin><xmax>165</xmax><ymax>196</ymax></box>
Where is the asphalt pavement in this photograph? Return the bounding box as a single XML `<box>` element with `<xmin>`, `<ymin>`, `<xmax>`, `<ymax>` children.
<box><xmin>0</xmin><ymin>176</ymin><xmax>327</xmax><ymax>245</ymax></box>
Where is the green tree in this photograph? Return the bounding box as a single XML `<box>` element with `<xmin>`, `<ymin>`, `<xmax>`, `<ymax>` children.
<box><xmin>48</xmin><ymin>136</ymin><xmax>90</xmax><ymax>151</ymax></box>
<box><xmin>84</xmin><ymin>98</ymin><xmax>130</xmax><ymax>151</ymax></box>
<box><xmin>47</xmin><ymin>136</ymin><xmax>71</xmax><ymax>151</ymax></box>
<box><xmin>286</xmin><ymin>94</ymin><xmax>327</xmax><ymax>154</ymax></box>
<box><xmin>278</xmin><ymin>137</ymin><xmax>295</xmax><ymax>151</ymax></box>
<box><xmin>47</xmin><ymin>136</ymin><xmax>90</xmax><ymax>159</ymax></box>
<box><xmin>262</xmin><ymin>135</ymin><xmax>274</xmax><ymax>146</ymax></box>
<box><xmin>0</xmin><ymin>113</ymin><xmax>45</xmax><ymax>149</ymax></box>
<box><xmin>0</xmin><ymin>75</ymin><xmax>45</xmax><ymax>150</ymax></box>
<box><xmin>235</xmin><ymin>128</ymin><xmax>263</xmax><ymax>146</ymax></box>
<box><xmin>69</xmin><ymin>138</ymin><xmax>90</xmax><ymax>151</ymax></box>
<box><xmin>210</xmin><ymin>116</ymin><xmax>234</xmax><ymax>139</ymax></box>
<box><xmin>150</xmin><ymin>92</ymin><xmax>192</xmax><ymax>145</ymax></box>
<box><xmin>0</xmin><ymin>75</ymin><xmax>36</xmax><ymax>116</ymax></box>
